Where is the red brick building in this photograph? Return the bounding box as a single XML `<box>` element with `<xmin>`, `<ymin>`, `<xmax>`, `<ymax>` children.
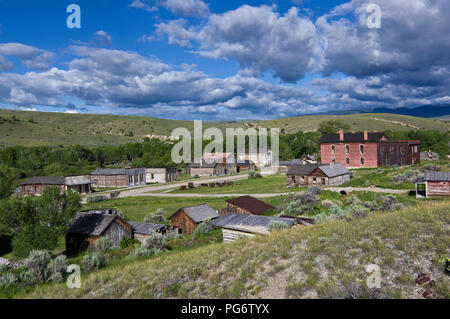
<box><xmin>320</xmin><ymin>131</ymin><xmax>420</xmax><ymax>168</ymax></box>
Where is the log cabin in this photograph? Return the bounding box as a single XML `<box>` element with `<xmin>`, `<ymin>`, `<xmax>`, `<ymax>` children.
<box><xmin>66</xmin><ymin>211</ymin><xmax>133</xmax><ymax>256</ymax></box>
<box><xmin>415</xmin><ymin>171</ymin><xmax>450</xmax><ymax>198</ymax></box>
<box><xmin>19</xmin><ymin>175</ymin><xmax>92</xmax><ymax>196</ymax></box>
<box><xmin>224</xmin><ymin>195</ymin><xmax>275</xmax><ymax>216</ymax></box>
<box><xmin>286</xmin><ymin>163</ymin><xmax>350</xmax><ymax>187</ymax></box>
<box><xmin>169</xmin><ymin>204</ymin><xmax>219</xmax><ymax>235</ymax></box>
<box><xmin>236</xmin><ymin>160</ymin><xmax>256</xmax><ymax>173</ymax></box>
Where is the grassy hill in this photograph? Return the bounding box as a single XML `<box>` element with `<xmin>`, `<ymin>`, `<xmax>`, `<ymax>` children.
<box><xmin>22</xmin><ymin>200</ymin><xmax>450</xmax><ymax>299</ymax></box>
<box><xmin>0</xmin><ymin>109</ymin><xmax>449</xmax><ymax>147</ymax></box>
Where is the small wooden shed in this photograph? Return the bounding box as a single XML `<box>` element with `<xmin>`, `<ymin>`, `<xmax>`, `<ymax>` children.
<box><xmin>169</xmin><ymin>204</ymin><xmax>219</xmax><ymax>235</ymax></box>
<box><xmin>212</xmin><ymin>213</ymin><xmax>297</xmax><ymax>243</ymax></box>
<box><xmin>66</xmin><ymin>212</ymin><xmax>133</xmax><ymax>256</ymax></box>
<box><xmin>145</xmin><ymin>167</ymin><xmax>177</xmax><ymax>183</ymax></box>
<box><xmin>416</xmin><ymin>171</ymin><xmax>450</xmax><ymax>198</ymax></box>
<box><xmin>91</xmin><ymin>168</ymin><xmax>146</xmax><ymax>188</ymax></box>
<box><xmin>129</xmin><ymin>221</ymin><xmax>179</xmax><ymax>243</ymax></box>
<box><xmin>225</xmin><ymin>195</ymin><xmax>275</xmax><ymax>216</ymax></box>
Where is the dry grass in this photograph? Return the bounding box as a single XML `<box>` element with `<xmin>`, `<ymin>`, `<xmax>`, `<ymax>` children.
<box><xmin>21</xmin><ymin>200</ymin><xmax>450</xmax><ymax>299</ymax></box>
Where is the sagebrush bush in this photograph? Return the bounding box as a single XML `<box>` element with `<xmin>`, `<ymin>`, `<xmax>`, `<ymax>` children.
<box><xmin>82</xmin><ymin>252</ymin><xmax>106</xmax><ymax>272</ymax></box>
<box><xmin>23</xmin><ymin>250</ymin><xmax>52</xmax><ymax>283</ymax></box>
<box><xmin>268</xmin><ymin>220</ymin><xmax>289</xmax><ymax>231</ymax></box>
<box><xmin>0</xmin><ymin>272</ymin><xmax>17</xmax><ymax>287</ymax></box>
<box><xmin>249</xmin><ymin>171</ymin><xmax>262</xmax><ymax>178</ymax></box>
<box><xmin>0</xmin><ymin>263</ymin><xmax>8</xmax><ymax>274</ymax></box>
<box><xmin>94</xmin><ymin>236</ymin><xmax>114</xmax><ymax>253</ymax></box>
<box><xmin>47</xmin><ymin>255</ymin><xmax>68</xmax><ymax>283</ymax></box>
<box><xmin>86</xmin><ymin>195</ymin><xmax>109</xmax><ymax>203</ymax></box>
<box><xmin>109</xmin><ymin>191</ymin><xmax>121</xmax><ymax>200</ymax></box>
<box><xmin>423</xmin><ymin>163</ymin><xmax>441</xmax><ymax>172</ymax></box>
<box><xmin>321</xmin><ymin>199</ymin><xmax>333</xmax><ymax>208</ymax></box>
<box><xmin>144</xmin><ymin>208</ymin><xmax>167</xmax><ymax>224</ymax></box>
<box><xmin>193</xmin><ymin>219</ymin><xmax>214</xmax><ymax>238</ymax></box>
<box><xmin>119</xmin><ymin>237</ymin><xmax>139</xmax><ymax>249</ymax></box>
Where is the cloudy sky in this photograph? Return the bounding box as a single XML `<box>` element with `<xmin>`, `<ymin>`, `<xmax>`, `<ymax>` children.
<box><xmin>0</xmin><ymin>0</ymin><xmax>448</xmax><ymax>120</ymax></box>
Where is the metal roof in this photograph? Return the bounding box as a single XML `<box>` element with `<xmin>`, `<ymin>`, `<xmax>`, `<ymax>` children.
<box><xmin>171</xmin><ymin>203</ymin><xmax>219</xmax><ymax>223</ymax></box>
<box><xmin>424</xmin><ymin>171</ymin><xmax>450</xmax><ymax>181</ymax></box>
<box><xmin>20</xmin><ymin>176</ymin><xmax>65</xmax><ymax>185</ymax></box>
<box><xmin>65</xmin><ymin>175</ymin><xmax>92</xmax><ymax>186</ymax></box>
<box><xmin>287</xmin><ymin>163</ymin><xmax>349</xmax><ymax>178</ymax></box>
<box><xmin>129</xmin><ymin>221</ymin><xmax>166</xmax><ymax>234</ymax></box>
<box><xmin>91</xmin><ymin>168</ymin><xmax>145</xmax><ymax>175</ymax></box>
<box><xmin>320</xmin><ymin>132</ymin><xmax>386</xmax><ymax>143</ymax></box>
<box><xmin>319</xmin><ymin>163</ymin><xmax>350</xmax><ymax>178</ymax></box>
<box><xmin>212</xmin><ymin>213</ymin><xmax>297</xmax><ymax>234</ymax></box>
<box><xmin>226</xmin><ymin>196</ymin><xmax>275</xmax><ymax>215</ymax></box>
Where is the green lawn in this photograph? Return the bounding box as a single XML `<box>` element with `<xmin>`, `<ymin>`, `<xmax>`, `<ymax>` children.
<box><xmin>169</xmin><ymin>174</ymin><xmax>302</xmax><ymax>194</ymax></box>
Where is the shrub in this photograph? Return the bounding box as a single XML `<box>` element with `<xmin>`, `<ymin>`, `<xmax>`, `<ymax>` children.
<box><xmin>349</xmin><ymin>171</ymin><xmax>355</xmax><ymax>178</ymax></box>
<box><xmin>193</xmin><ymin>174</ymin><xmax>199</xmax><ymax>179</ymax></box>
<box><xmin>268</xmin><ymin>220</ymin><xmax>289</xmax><ymax>231</ymax></box>
<box><xmin>308</xmin><ymin>186</ymin><xmax>322</xmax><ymax>195</ymax></box>
<box><xmin>0</xmin><ymin>272</ymin><xmax>17</xmax><ymax>287</ymax></box>
<box><xmin>144</xmin><ymin>208</ymin><xmax>167</xmax><ymax>224</ymax></box>
<box><xmin>193</xmin><ymin>219</ymin><xmax>214</xmax><ymax>238</ymax></box>
<box><xmin>321</xmin><ymin>199</ymin><xmax>333</xmax><ymax>208</ymax></box>
<box><xmin>329</xmin><ymin>203</ymin><xmax>346</xmax><ymax>217</ymax></box>
<box><xmin>363</xmin><ymin>200</ymin><xmax>379</xmax><ymax>212</ymax></box>
<box><xmin>94</xmin><ymin>237</ymin><xmax>114</xmax><ymax>253</ymax></box>
<box><xmin>82</xmin><ymin>252</ymin><xmax>106</xmax><ymax>272</ymax></box>
<box><xmin>379</xmin><ymin>195</ymin><xmax>404</xmax><ymax>211</ymax></box>
<box><xmin>347</xmin><ymin>194</ymin><xmax>360</xmax><ymax>205</ymax></box>
<box><xmin>23</xmin><ymin>250</ymin><xmax>52</xmax><ymax>283</ymax></box>
<box><xmin>423</xmin><ymin>164</ymin><xmax>441</xmax><ymax>172</ymax></box>
<box><xmin>249</xmin><ymin>171</ymin><xmax>262</xmax><ymax>178</ymax></box>
<box><xmin>109</xmin><ymin>191</ymin><xmax>120</xmax><ymax>200</ymax></box>
<box><xmin>47</xmin><ymin>255</ymin><xmax>68</xmax><ymax>283</ymax></box>
<box><xmin>131</xmin><ymin>232</ymin><xmax>166</xmax><ymax>258</ymax></box>
<box><xmin>347</xmin><ymin>205</ymin><xmax>369</xmax><ymax>219</ymax></box>
<box><xmin>116</xmin><ymin>209</ymin><xmax>128</xmax><ymax>221</ymax></box>
<box><xmin>120</xmin><ymin>237</ymin><xmax>139</xmax><ymax>249</ymax></box>
<box><xmin>0</xmin><ymin>263</ymin><xmax>8</xmax><ymax>274</ymax></box>
<box><xmin>86</xmin><ymin>195</ymin><xmax>109</xmax><ymax>203</ymax></box>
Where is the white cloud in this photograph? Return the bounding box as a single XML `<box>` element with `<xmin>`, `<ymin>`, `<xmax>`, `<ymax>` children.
<box><xmin>0</xmin><ymin>43</ymin><xmax>54</xmax><ymax>70</ymax></box>
<box><xmin>95</xmin><ymin>30</ymin><xmax>112</xmax><ymax>46</ymax></box>
<box><xmin>130</xmin><ymin>0</ymin><xmax>209</xmax><ymax>17</ymax></box>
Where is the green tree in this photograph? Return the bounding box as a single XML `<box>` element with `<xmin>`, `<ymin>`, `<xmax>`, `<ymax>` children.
<box><xmin>318</xmin><ymin>120</ymin><xmax>350</xmax><ymax>135</ymax></box>
<box><xmin>0</xmin><ymin>165</ymin><xmax>17</xmax><ymax>199</ymax></box>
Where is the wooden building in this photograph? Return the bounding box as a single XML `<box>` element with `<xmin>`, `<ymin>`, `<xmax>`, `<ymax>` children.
<box><xmin>91</xmin><ymin>168</ymin><xmax>146</xmax><ymax>188</ymax></box>
<box><xmin>299</xmin><ymin>154</ymin><xmax>318</xmax><ymax>164</ymax></box>
<box><xmin>236</xmin><ymin>160</ymin><xmax>256</xmax><ymax>173</ymax></box>
<box><xmin>129</xmin><ymin>221</ymin><xmax>179</xmax><ymax>243</ymax></box>
<box><xmin>212</xmin><ymin>213</ymin><xmax>297</xmax><ymax>243</ymax></box>
<box><xmin>415</xmin><ymin>171</ymin><xmax>450</xmax><ymax>198</ymax></box>
<box><xmin>189</xmin><ymin>161</ymin><xmax>236</xmax><ymax>177</ymax></box>
<box><xmin>19</xmin><ymin>175</ymin><xmax>92</xmax><ymax>196</ymax></box>
<box><xmin>286</xmin><ymin>163</ymin><xmax>350</xmax><ymax>187</ymax></box>
<box><xmin>169</xmin><ymin>203</ymin><xmax>219</xmax><ymax>235</ymax></box>
<box><xmin>271</xmin><ymin>159</ymin><xmax>303</xmax><ymax>174</ymax></box>
<box><xmin>66</xmin><ymin>211</ymin><xmax>133</xmax><ymax>256</ymax></box>
<box><xmin>145</xmin><ymin>167</ymin><xmax>177</xmax><ymax>183</ymax></box>
<box><xmin>320</xmin><ymin>130</ymin><xmax>420</xmax><ymax>168</ymax></box>
<box><xmin>224</xmin><ymin>195</ymin><xmax>275</xmax><ymax>216</ymax></box>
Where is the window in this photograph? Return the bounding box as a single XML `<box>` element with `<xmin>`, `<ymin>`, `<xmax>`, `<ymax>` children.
<box><xmin>346</xmin><ymin>157</ymin><xmax>350</xmax><ymax>165</ymax></box>
<box><xmin>380</xmin><ymin>146</ymin><xmax>384</xmax><ymax>154</ymax></box>
<box><xmin>331</xmin><ymin>145</ymin><xmax>335</xmax><ymax>154</ymax></box>
<box><xmin>400</xmin><ymin>158</ymin><xmax>405</xmax><ymax>165</ymax></box>
<box><xmin>345</xmin><ymin>145</ymin><xmax>349</xmax><ymax>154</ymax></box>
<box><xmin>360</xmin><ymin>158</ymin><xmax>364</xmax><ymax>165</ymax></box>
<box><xmin>390</xmin><ymin>146</ymin><xmax>394</xmax><ymax>154</ymax></box>
<box><xmin>385</xmin><ymin>158</ymin><xmax>390</xmax><ymax>165</ymax></box>
<box><xmin>331</xmin><ymin>158</ymin><xmax>335</xmax><ymax>164</ymax></box>
<box><xmin>151</xmin><ymin>173</ymin><xmax>154</xmax><ymax>179</ymax></box>
<box><xmin>313</xmin><ymin>177</ymin><xmax>317</xmax><ymax>185</ymax></box>
<box><xmin>360</xmin><ymin>145</ymin><xmax>364</xmax><ymax>154</ymax></box>
<box><xmin>400</xmin><ymin>146</ymin><xmax>405</xmax><ymax>154</ymax></box>
<box><xmin>321</xmin><ymin>178</ymin><xmax>326</xmax><ymax>185</ymax></box>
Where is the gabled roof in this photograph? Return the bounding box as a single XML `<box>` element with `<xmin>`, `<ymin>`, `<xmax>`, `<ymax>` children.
<box><xmin>91</xmin><ymin>168</ymin><xmax>145</xmax><ymax>175</ymax></box>
<box><xmin>287</xmin><ymin>163</ymin><xmax>349</xmax><ymax>178</ymax></box>
<box><xmin>171</xmin><ymin>203</ymin><xmax>219</xmax><ymax>223</ymax></box>
<box><xmin>320</xmin><ymin>132</ymin><xmax>386</xmax><ymax>143</ymax></box>
<box><xmin>20</xmin><ymin>176</ymin><xmax>65</xmax><ymax>185</ymax></box>
<box><xmin>424</xmin><ymin>171</ymin><xmax>450</xmax><ymax>182</ymax></box>
<box><xmin>65</xmin><ymin>175</ymin><xmax>92</xmax><ymax>186</ymax></box>
<box><xmin>212</xmin><ymin>213</ymin><xmax>296</xmax><ymax>234</ymax></box>
<box><xmin>129</xmin><ymin>221</ymin><xmax>166</xmax><ymax>234</ymax></box>
<box><xmin>226</xmin><ymin>195</ymin><xmax>275</xmax><ymax>215</ymax></box>
<box><xmin>67</xmin><ymin>213</ymin><xmax>128</xmax><ymax>236</ymax></box>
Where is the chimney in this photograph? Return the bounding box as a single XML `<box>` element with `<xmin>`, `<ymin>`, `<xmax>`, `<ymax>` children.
<box><xmin>339</xmin><ymin>130</ymin><xmax>344</xmax><ymax>141</ymax></box>
<box><xmin>364</xmin><ymin>130</ymin><xmax>368</xmax><ymax>141</ymax></box>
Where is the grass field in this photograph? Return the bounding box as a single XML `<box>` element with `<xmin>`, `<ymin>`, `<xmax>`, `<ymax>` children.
<box><xmin>1</xmin><ymin>109</ymin><xmax>448</xmax><ymax>147</ymax></box>
<box><xmin>20</xmin><ymin>200</ymin><xmax>450</xmax><ymax>299</ymax></box>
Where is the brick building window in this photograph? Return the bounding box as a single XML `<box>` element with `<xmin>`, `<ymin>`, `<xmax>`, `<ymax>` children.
<box><xmin>390</xmin><ymin>146</ymin><xmax>394</xmax><ymax>154</ymax></box>
<box><xmin>400</xmin><ymin>146</ymin><xmax>405</xmax><ymax>154</ymax></box>
<box><xmin>331</xmin><ymin>158</ymin><xmax>335</xmax><ymax>164</ymax></box>
<box><xmin>345</xmin><ymin>145</ymin><xmax>349</xmax><ymax>154</ymax></box>
<box><xmin>331</xmin><ymin>145</ymin><xmax>335</xmax><ymax>154</ymax></box>
<box><xmin>380</xmin><ymin>146</ymin><xmax>384</xmax><ymax>154</ymax></box>
<box><xmin>360</xmin><ymin>145</ymin><xmax>364</xmax><ymax>154</ymax></box>
<box><xmin>345</xmin><ymin>157</ymin><xmax>350</xmax><ymax>165</ymax></box>
<box><xmin>400</xmin><ymin>158</ymin><xmax>405</xmax><ymax>165</ymax></box>
<box><xmin>360</xmin><ymin>158</ymin><xmax>364</xmax><ymax>165</ymax></box>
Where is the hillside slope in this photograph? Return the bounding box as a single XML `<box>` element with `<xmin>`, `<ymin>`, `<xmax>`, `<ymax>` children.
<box><xmin>24</xmin><ymin>201</ymin><xmax>450</xmax><ymax>299</ymax></box>
<box><xmin>1</xmin><ymin>109</ymin><xmax>449</xmax><ymax>147</ymax></box>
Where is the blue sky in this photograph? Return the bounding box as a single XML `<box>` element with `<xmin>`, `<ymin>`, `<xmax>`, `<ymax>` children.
<box><xmin>0</xmin><ymin>0</ymin><xmax>448</xmax><ymax>120</ymax></box>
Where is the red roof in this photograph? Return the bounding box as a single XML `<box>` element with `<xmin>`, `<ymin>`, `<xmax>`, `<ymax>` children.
<box><xmin>226</xmin><ymin>196</ymin><xmax>275</xmax><ymax>215</ymax></box>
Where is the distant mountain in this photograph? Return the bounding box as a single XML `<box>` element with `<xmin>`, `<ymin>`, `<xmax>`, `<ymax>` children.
<box><xmin>299</xmin><ymin>104</ymin><xmax>450</xmax><ymax>118</ymax></box>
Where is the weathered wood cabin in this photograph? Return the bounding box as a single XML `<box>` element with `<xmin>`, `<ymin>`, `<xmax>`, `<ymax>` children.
<box><xmin>236</xmin><ymin>160</ymin><xmax>256</xmax><ymax>173</ymax></box>
<box><xmin>91</xmin><ymin>168</ymin><xmax>146</xmax><ymax>188</ymax></box>
<box><xmin>271</xmin><ymin>159</ymin><xmax>303</xmax><ymax>174</ymax></box>
<box><xmin>145</xmin><ymin>167</ymin><xmax>177</xmax><ymax>183</ymax></box>
<box><xmin>189</xmin><ymin>161</ymin><xmax>236</xmax><ymax>177</ymax></box>
<box><xmin>19</xmin><ymin>175</ymin><xmax>92</xmax><ymax>196</ymax></box>
<box><xmin>129</xmin><ymin>221</ymin><xmax>179</xmax><ymax>243</ymax></box>
<box><xmin>415</xmin><ymin>171</ymin><xmax>450</xmax><ymax>198</ymax></box>
<box><xmin>66</xmin><ymin>211</ymin><xmax>133</xmax><ymax>256</ymax></box>
<box><xmin>212</xmin><ymin>213</ymin><xmax>297</xmax><ymax>243</ymax></box>
<box><xmin>224</xmin><ymin>195</ymin><xmax>275</xmax><ymax>216</ymax></box>
<box><xmin>286</xmin><ymin>163</ymin><xmax>350</xmax><ymax>187</ymax></box>
<box><xmin>169</xmin><ymin>203</ymin><xmax>219</xmax><ymax>235</ymax></box>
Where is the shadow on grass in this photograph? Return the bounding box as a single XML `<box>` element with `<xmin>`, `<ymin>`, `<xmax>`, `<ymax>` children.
<box><xmin>0</xmin><ymin>233</ymin><xmax>13</xmax><ymax>257</ymax></box>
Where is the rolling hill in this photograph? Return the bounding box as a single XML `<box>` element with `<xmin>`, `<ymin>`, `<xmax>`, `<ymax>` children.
<box><xmin>0</xmin><ymin>109</ymin><xmax>449</xmax><ymax>147</ymax></box>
